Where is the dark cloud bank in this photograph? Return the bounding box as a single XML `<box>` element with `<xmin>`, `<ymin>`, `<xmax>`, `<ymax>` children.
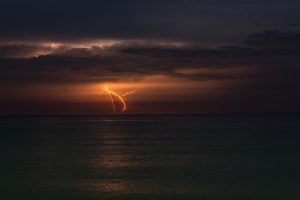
<box><xmin>0</xmin><ymin>30</ymin><xmax>299</xmax><ymax>83</ymax></box>
<box><xmin>0</xmin><ymin>0</ymin><xmax>299</xmax><ymax>43</ymax></box>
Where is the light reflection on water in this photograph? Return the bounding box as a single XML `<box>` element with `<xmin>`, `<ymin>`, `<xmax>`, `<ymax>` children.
<box><xmin>83</xmin><ymin>122</ymin><xmax>139</xmax><ymax>194</ymax></box>
<box><xmin>80</xmin><ymin>180</ymin><xmax>140</xmax><ymax>194</ymax></box>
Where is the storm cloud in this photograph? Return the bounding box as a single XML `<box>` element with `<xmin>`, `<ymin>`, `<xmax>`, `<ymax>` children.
<box><xmin>0</xmin><ymin>31</ymin><xmax>299</xmax><ymax>84</ymax></box>
<box><xmin>0</xmin><ymin>0</ymin><xmax>300</xmax><ymax>44</ymax></box>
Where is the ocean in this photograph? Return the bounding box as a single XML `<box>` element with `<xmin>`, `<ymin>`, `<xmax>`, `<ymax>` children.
<box><xmin>0</xmin><ymin>115</ymin><xmax>300</xmax><ymax>199</ymax></box>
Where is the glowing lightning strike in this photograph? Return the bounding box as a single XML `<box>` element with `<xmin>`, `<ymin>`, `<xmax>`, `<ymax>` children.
<box><xmin>104</xmin><ymin>84</ymin><xmax>135</xmax><ymax>112</ymax></box>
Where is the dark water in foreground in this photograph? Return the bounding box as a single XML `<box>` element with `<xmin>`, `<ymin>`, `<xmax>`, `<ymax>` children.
<box><xmin>0</xmin><ymin>115</ymin><xmax>300</xmax><ymax>200</ymax></box>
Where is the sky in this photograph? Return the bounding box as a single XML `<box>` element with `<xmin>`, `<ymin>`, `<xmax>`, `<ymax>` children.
<box><xmin>0</xmin><ymin>0</ymin><xmax>300</xmax><ymax>115</ymax></box>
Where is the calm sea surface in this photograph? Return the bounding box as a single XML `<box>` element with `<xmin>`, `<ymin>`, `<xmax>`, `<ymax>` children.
<box><xmin>0</xmin><ymin>115</ymin><xmax>300</xmax><ymax>199</ymax></box>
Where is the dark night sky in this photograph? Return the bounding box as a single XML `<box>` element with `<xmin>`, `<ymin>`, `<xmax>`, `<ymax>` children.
<box><xmin>0</xmin><ymin>0</ymin><xmax>300</xmax><ymax>115</ymax></box>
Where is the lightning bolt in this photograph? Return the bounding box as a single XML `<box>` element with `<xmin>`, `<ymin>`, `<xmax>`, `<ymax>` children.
<box><xmin>121</xmin><ymin>90</ymin><xmax>136</xmax><ymax>97</ymax></box>
<box><xmin>104</xmin><ymin>84</ymin><xmax>135</xmax><ymax>112</ymax></box>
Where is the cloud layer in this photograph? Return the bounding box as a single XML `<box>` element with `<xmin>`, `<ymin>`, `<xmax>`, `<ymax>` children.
<box><xmin>0</xmin><ymin>0</ymin><xmax>299</xmax><ymax>44</ymax></box>
<box><xmin>0</xmin><ymin>31</ymin><xmax>299</xmax><ymax>85</ymax></box>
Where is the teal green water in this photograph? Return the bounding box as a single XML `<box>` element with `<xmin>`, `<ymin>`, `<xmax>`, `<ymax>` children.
<box><xmin>1</xmin><ymin>116</ymin><xmax>300</xmax><ymax>199</ymax></box>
